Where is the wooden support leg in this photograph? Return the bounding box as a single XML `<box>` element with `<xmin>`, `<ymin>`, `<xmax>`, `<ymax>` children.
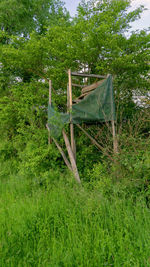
<box><xmin>68</xmin><ymin>69</ymin><xmax>76</xmax><ymax>159</ymax></box>
<box><xmin>112</xmin><ymin>120</ymin><xmax>118</xmax><ymax>154</ymax></box>
<box><xmin>62</xmin><ymin>129</ymin><xmax>81</xmax><ymax>184</ymax></box>
<box><xmin>48</xmin><ymin>80</ymin><xmax>52</xmax><ymax>144</ymax></box>
<box><xmin>76</xmin><ymin>124</ymin><xmax>113</xmax><ymax>161</ymax></box>
<box><xmin>52</xmin><ymin>137</ymin><xmax>72</xmax><ymax>172</ymax></box>
<box><xmin>70</xmin><ymin>123</ymin><xmax>76</xmax><ymax>159</ymax></box>
<box><xmin>46</xmin><ymin>124</ymin><xmax>72</xmax><ymax>172</ymax></box>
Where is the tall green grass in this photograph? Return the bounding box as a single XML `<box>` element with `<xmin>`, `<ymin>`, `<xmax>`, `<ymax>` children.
<box><xmin>0</xmin><ymin>175</ymin><xmax>150</xmax><ymax>266</ymax></box>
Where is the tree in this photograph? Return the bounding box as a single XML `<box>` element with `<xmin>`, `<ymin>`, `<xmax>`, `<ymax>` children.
<box><xmin>0</xmin><ymin>0</ymin><xmax>71</xmax><ymax>92</ymax></box>
<box><xmin>0</xmin><ymin>0</ymin><xmax>149</xmax><ymax>177</ymax></box>
<box><xmin>0</xmin><ymin>0</ymin><xmax>69</xmax><ymax>36</ymax></box>
<box><xmin>67</xmin><ymin>0</ymin><xmax>149</xmax><ymax>116</ymax></box>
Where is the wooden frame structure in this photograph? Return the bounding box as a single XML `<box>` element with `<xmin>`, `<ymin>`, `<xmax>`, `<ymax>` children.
<box><xmin>47</xmin><ymin>70</ymin><xmax>118</xmax><ymax>183</ymax></box>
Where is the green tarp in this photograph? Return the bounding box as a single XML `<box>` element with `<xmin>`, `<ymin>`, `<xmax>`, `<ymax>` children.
<box><xmin>48</xmin><ymin>75</ymin><xmax>115</xmax><ymax>138</ymax></box>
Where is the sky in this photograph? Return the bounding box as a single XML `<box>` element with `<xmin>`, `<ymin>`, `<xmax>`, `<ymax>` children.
<box><xmin>64</xmin><ymin>0</ymin><xmax>150</xmax><ymax>31</ymax></box>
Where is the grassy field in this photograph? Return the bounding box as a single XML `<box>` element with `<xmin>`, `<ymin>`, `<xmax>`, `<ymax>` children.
<box><xmin>0</xmin><ymin>175</ymin><xmax>150</xmax><ymax>266</ymax></box>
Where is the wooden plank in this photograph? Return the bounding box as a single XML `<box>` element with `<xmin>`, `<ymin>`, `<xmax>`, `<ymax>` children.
<box><xmin>72</xmin><ymin>83</ymin><xmax>84</xmax><ymax>88</ymax></box>
<box><xmin>46</xmin><ymin>124</ymin><xmax>72</xmax><ymax>171</ymax></box>
<box><xmin>73</xmin><ymin>93</ymin><xmax>89</xmax><ymax>104</ymax></box>
<box><xmin>109</xmin><ymin>74</ymin><xmax>118</xmax><ymax>154</ymax></box>
<box><xmin>68</xmin><ymin>69</ymin><xmax>76</xmax><ymax>159</ymax></box>
<box><xmin>73</xmin><ymin>79</ymin><xmax>105</xmax><ymax>103</ymax></box>
<box><xmin>62</xmin><ymin>129</ymin><xmax>81</xmax><ymax>183</ymax></box>
<box><xmin>71</xmin><ymin>72</ymin><xmax>106</xmax><ymax>79</ymax></box>
<box><xmin>76</xmin><ymin>92</ymin><xmax>89</xmax><ymax>99</ymax></box>
<box><xmin>76</xmin><ymin>124</ymin><xmax>113</xmax><ymax>161</ymax></box>
<box><xmin>68</xmin><ymin>70</ymin><xmax>73</xmax><ymax>109</ymax></box>
<box><xmin>112</xmin><ymin>120</ymin><xmax>118</xmax><ymax>154</ymax></box>
<box><xmin>48</xmin><ymin>80</ymin><xmax>52</xmax><ymax>144</ymax></box>
<box><xmin>49</xmin><ymin>80</ymin><xmax>52</xmax><ymax>105</ymax></box>
<box><xmin>67</xmin><ymin>83</ymin><xmax>70</xmax><ymax>113</ymax></box>
<box><xmin>52</xmin><ymin>137</ymin><xmax>72</xmax><ymax>172</ymax></box>
<box><xmin>82</xmin><ymin>79</ymin><xmax>105</xmax><ymax>94</ymax></box>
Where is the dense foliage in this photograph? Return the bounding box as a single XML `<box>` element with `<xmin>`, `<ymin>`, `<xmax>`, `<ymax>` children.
<box><xmin>0</xmin><ymin>0</ymin><xmax>150</xmax><ymax>265</ymax></box>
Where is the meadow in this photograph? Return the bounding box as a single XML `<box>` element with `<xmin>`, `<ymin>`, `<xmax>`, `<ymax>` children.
<box><xmin>0</xmin><ymin>0</ymin><xmax>150</xmax><ymax>265</ymax></box>
<box><xmin>0</xmin><ymin>172</ymin><xmax>150</xmax><ymax>267</ymax></box>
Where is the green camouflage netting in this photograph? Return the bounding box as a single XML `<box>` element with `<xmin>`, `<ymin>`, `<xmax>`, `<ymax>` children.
<box><xmin>48</xmin><ymin>75</ymin><xmax>115</xmax><ymax>138</ymax></box>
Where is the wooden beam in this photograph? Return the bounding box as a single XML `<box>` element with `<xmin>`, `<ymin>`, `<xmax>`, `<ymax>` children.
<box><xmin>68</xmin><ymin>70</ymin><xmax>73</xmax><ymax>109</ymax></box>
<box><xmin>73</xmin><ymin>93</ymin><xmax>89</xmax><ymax>104</ymax></box>
<box><xmin>68</xmin><ymin>69</ymin><xmax>76</xmax><ymax>159</ymax></box>
<box><xmin>71</xmin><ymin>72</ymin><xmax>106</xmax><ymax>79</ymax></box>
<box><xmin>67</xmin><ymin>83</ymin><xmax>70</xmax><ymax>113</ymax></box>
<box><xmin>62</xmin><ymin>129</ymin><xmax>81</xmax><ymax>184</ymax></box>
<box><xmin>82</xmin><ymin>79</ymin><xmax>105</xmax><ymax>94</ymax></box>
<box><xmin>73</xmin><ymin>79</ymin><xmax>106</xmax><ymax>103</ymax></box>
<box><xmin>46</xmin><ymin>124</ymin><xmax>72</xmax><ymax>171</ymax></box>
<box><xmin>49</xmin><ymin>80</ymin><xmax>52</xmax><ymax>105</ymax></box>
<box><xmin>109</xmin><ymin>74</ymin><xmax>118</xmax><ymax>154</ymax></box>
<box><xmin>52</xmin><ymin>137</ymin><xmax>72</xmax><ymax>172</ymax></box>
<box><xmin>72</xmin><ymin>83</ymin><xmax>84</xmax><ymax>88</ymax></box>
<box><xmin>48</xmin><ymin>80</ymin><xmax>52</xmax><ymax>144</ymax></box>
<box><xmin>112</xmin><ymin>120</ymin><xmax>118</xmax><ymax>154</ymax></box>
<box><xmin>76</xmin><ymin>124</ymin><xmax>113</xmax><ymax>161</ymax></box>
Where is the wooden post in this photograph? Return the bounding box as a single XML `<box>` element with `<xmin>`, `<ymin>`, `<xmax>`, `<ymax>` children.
<box><xmin>62</xmin><ymin>129</ymin><xmax>81</xmax><ymax>184</ymax></box>
<box><xmin>112</xmin><ymin>120</ymin><xmax>118</xmax><ymax>154</ymax></box>
<box><xmin>49</xmin><ymin>80</ymin><xmax>52</xmax><ymax>105</ymax></box>
<box><xmin>48</xmin><ymin>80</ymin><xmax>52</xmax><ymax>144</ymax></box>
<box><xmin>109</xmin><ymin>74</ymin><xmax>118</xmax><ymax>154</ymax></box>
<box><xmin>67</xmin><ymin>83</ymin><xmax>70</xmax><ymax>113</ymax></box>
<box><xmin>52</xmin><ymin>137</ymin><xmax>72</xmax><ymax>172</ymax></box>
<box><xmin>46</xmin><ymin>124</ymin><xmax>72</xmax><ymax>171</ymax></box>
<box><xmin>68</xmin><ymin>69</ymin><xmax>76</xmax><ymax>159</ymax></box>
